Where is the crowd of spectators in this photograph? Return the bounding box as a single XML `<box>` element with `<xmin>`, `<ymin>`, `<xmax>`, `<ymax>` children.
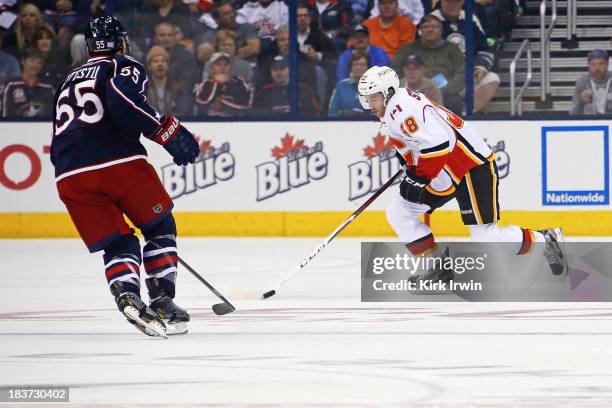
<box><xmin>0</xmin><ymin>0</ymin><xmax>523</xmax><ymax>119</ymax></box>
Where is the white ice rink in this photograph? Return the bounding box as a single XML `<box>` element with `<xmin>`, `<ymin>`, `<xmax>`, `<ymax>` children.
<box><xmin>2</xmin><ymin>237</ymin><xmax>612</xmax><ymax>407</ymax></box>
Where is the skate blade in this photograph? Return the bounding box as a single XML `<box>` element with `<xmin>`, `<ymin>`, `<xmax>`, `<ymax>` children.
<box><xmin>553</xmin><ymin>227</ymin><xmax>568</xmax><ymax>277</ymax></box>
<box><xmin>124</xmin><ymin>306</ymin><xmax>168</xmax><ymax>339</ymax></box>
<box><xmin>165</xmin><ymin>322</ymin><xmax>188</xmax><ymax>336</ymax></box>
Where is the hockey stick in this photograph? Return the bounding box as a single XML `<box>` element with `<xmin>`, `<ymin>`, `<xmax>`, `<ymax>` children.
<box><xmin>176</xmin><ymin>255</ymin><xmax>236</xmax><ymax>315</ymax></box>
<box><xmin>262</xmin><ymin>165</ymin><xmax>406</xmax><ymax>299</ymax></box>
<box><xmin>150</xmin><ymin>241</ymin><xmax>235</xmax><ymax>315</ymax></box>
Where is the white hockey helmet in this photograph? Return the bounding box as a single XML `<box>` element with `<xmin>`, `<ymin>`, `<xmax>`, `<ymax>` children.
<box><xmin>357</xmin><ymin>65</ymin><xmax>400</xmax><ymax>109</ymax></box>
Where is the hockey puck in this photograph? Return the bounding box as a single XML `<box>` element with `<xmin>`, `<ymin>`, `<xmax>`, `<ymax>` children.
<box><xmin>262</xmin><ymin>290</ymin><xmax>276</xmax><ymax>299</ymax></box>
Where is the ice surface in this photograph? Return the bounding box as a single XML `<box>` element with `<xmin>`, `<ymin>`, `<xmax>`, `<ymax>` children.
<box><xmin>2</xmin><ymin>237</ymin><xmax>612</xmax><ymax>407</ymax></box>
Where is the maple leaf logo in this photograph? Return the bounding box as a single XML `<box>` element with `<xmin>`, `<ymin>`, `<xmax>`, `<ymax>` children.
<box><xmin>363</xmin><ymin>133</ymin><xmax>394</xmax><ymax>158</ymax></box>
<box><xmin>271</xmin><ymin>133</ymin><xmax>305</xmax><ymax>159</ymax></box>
<box><xmin>199</xmin><ymin>139</ymin><xmax>212</xmax><ymax>153</ymax></box>
<box><xmin>193</xmin><ymin>134</ymin><xmax>212</xmax><ymax>153</ymax></box>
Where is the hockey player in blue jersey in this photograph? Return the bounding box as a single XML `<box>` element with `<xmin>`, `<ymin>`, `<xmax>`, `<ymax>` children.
<box><xmin>50</xmin><ymin>16</ymin><xmax>200</xmax><ymax>338</ymax></box>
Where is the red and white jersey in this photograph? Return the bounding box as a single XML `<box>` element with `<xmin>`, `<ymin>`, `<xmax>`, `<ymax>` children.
<box><xmin>383</xmin><ymin>88</ymin><xmax>493</xmax><ymax>195</ymax></box>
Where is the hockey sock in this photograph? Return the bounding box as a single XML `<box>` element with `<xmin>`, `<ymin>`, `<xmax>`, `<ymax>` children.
<box><xmin>143</xmin><ymin>234</ymin><xmax>178</xmax><ymax>299</ymax></box>
<box><xmin>406</xmin><ymin>233</ymin><xmax>437</xmax><ymax>256</ymax></box>
<box><xmin>103</xmin><ymin>234</ymin><xmax>142</xmax><ymax>295</ymax></box>
<box><xmin>517</xmin><ymin>229</ymin><xmax>545</xmax><ymax>255</ymax></box>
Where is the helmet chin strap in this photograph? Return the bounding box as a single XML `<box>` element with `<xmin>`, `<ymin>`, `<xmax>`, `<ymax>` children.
<box><xmin>120</xmin><ymin>36</ymin><xmax>130</xmax><ymax>55</ymax></box>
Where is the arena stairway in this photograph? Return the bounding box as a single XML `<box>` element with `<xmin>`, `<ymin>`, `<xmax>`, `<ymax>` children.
<box><xmin>484</xmin><ymin>0</ymin><xmax>612</xmax><ymax>115</ymax></box>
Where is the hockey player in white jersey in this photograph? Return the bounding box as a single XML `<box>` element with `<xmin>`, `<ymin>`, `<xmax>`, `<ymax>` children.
<box><xmin>357</xmin><ymin>66</ymin><xmax>566</xmax><ymax>282</ymax></box>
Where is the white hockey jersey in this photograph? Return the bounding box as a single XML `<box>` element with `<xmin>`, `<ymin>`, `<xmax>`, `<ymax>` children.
<box><xmin>383</xmin><ymin>88</ymin><xmax>493</xmax><ymax>195</ymax></box>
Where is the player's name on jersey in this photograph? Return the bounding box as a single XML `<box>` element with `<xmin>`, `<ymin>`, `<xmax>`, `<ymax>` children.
<box><xmin>64</xmin><ymin>65</ymin><xmax>101</xmax><ymax>83</ymax></box>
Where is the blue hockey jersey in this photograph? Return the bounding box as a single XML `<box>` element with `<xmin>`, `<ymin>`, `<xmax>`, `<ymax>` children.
<box><xmin>50</xmin><ymin>54</ymin><xmax>162</xmax><ymax>180</ymax></box>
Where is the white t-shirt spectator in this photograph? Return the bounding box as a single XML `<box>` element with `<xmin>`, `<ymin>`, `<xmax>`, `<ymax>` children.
<box><xmin>236</xmin><ymin>0</ymin><xmax>288</xmax><ymax>40</ymax></box>
<box><xmin>369</xmin><ymin>0</ymin><xmax>424</xmax><ymax>24</ymax></box>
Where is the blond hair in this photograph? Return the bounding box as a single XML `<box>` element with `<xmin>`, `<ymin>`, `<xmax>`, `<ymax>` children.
<box><xmin>16</xmin><ymin>4</ymin><xmax>54</xmax><ymax>51</ymax></box>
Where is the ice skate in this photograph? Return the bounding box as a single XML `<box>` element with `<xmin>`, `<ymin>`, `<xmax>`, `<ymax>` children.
<box><xmin>538</xmin><ymin>228</ymin><xmax>567</xmax><ymax>277</ymax></box>
<box><xmin>408</xmin><ymin>247</ymin><xmax>454</xmax><ymax>294</ymax></box>
<box><xmin>115</xmin><ymin>292</ymin><xmax>167</xmax><ymax>339</ymax></box>
<box><xmin>150</xmin><ymin>294</ymin><xmax>190</xmax><ymax>335</ymax></box>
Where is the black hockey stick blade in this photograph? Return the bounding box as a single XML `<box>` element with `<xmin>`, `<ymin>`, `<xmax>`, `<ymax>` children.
<box><xmin>212</xmin><ymin>302</ymin><xmax>235</xmax><ymax>315</ymax></box>
<box><xmin>148</xmin><ymin>241</ymin><xmax>236</xmax><ymax>315</ymax></box>
<box><xmin>262</xmin><ymin>290</ymin><xmax>276</xmax><ymax>299</ymax></box>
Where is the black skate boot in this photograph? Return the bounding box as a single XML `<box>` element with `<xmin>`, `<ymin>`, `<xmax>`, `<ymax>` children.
<box><xmin>111</xmin><ymin>282</ymin><xmax>167</xmax><ymax>338</ymax></box>
<box><xmin>147</xmin><ymin>278</ymin><xmax>189</xmax><ymax>335</ymax></box>
<box><xmin>538</xmin><ymin>228</ymin><xmax>567</xmax><ymax>276</ymax></box>
<box><xmin>407</xmin><ymin>247</ymin><xmax>454</xmax><ymax>294</ymax></box>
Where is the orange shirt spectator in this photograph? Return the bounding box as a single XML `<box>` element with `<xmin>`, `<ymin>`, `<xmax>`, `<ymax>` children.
<box><xmin>364</xmin><ymin>0</ymin><xmax>416</xmax><ymax>60</ymax></box>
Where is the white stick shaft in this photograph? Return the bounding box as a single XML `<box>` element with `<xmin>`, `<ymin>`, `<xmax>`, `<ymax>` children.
<box><xmin>268</xmin><ymin>166</ymin><xmax>405</xmax><ymax>295</ymax></box>
<box><xmin>276</xmin><ymin>214</ymin><xmax>357</xmax><ymax>288</ymax></box>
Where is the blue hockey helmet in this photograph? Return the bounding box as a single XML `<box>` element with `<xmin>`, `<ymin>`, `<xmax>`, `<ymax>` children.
<box><xmin>85</xmin><ymin>16</ymin><xmax>129</xmax><ymax>56</ymax></box>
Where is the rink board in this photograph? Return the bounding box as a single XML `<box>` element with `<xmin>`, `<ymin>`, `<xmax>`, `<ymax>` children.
<box><xmin>1</xmin><ymin>120</ymin><xmax>611</xmax><ymax>237</ymax></box>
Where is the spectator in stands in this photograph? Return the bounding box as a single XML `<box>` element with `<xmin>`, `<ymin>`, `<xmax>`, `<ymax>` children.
<box><xmin>2</xmin><ymin>48</ymin><xmax>54</xmax><ymax>118</ymax></box>
<box><xmin>195</xmin><ymin>52</ymin><xmax>253</xmax><ymax>117</ymax></box>
<box><xmin>137</xmin><ymin>0</ymin><xmax>192</xmax><ymax>44</ymax></box>
<box><xmin>307</xmin><ymin>0</ymin><xmax>355</xmax><ymax>51</ymax></box>
<box><xmin>336</xmin><ymin>24</ymin><xmax>390</xmax><ymax>80</ymax></box>
<box><xmin>153</xmin><ymin>22</ymin><xmax>197</xmax><ymax>93</ymax></box>
<box><xmin>297</xmin><ymin>2</ymin><xmax>338</xmax><ymax>103</ymax></box>
<box><xmin>255</xmin><ymin>55</ymin><xmax>320</xmax><ymax>116</ymax></box>
<box><xmin>40</xmin><ymin>0</ymin><xmax>83</xmax><ymax>50</ymax></box>
<box><xmin>237</xmin><ymin>0</ymin><xmax>288</xmax><ymax>56</ymax></box>
<box><xmin>194</xmin><ymin>0</ymin><xmax>261</xmax><ymax>64</ymax></box>
<box><xmin>174</xmin><ymin>24</ymin><xmax>194</xmax><ymax>54</ymax></box>
<box><xmin>364</xmin><ymin>0</ymin><xmax>416</xmax><ymax>60</ymax></box>
<box><xmin>476</xmin><ymin>0</ymin><xmax>518</xmax><ymax>40</ymax></box>
<box><xmin>2</xmin><ymin>4</ymin><xmax>52</xmax><ymax>57</ymax></box>
<box><xmin>369</xmin><ymin>0</ymin><xmax>425</xmax><ymax>25</ymax></box>
<box><xmin>0</xmin><ymin>34</ymin><xmax>21</xmax><ymax>92</ymax></box>
<box><xmin>392</xmin><ymin>15</ymin><xmax>464</xmax><ymax>113</ymax></box>
<box><xmin>345</xmin><ymin>0</ymin><xmax>370</xmax><ymax>22</ymax></box>
<box><xmin>257</xmin><ymin>25</ymin><xmax>318</xmax><ymax>93</ymax></box>
<box><xmin>430</xmin><ymin>0</ymin><xmax>499</xmax><ymax>111</ymax></box>
<box><xmin>399</xmin><ymin>53</ymin><xmax>443</xmax><ymax>104</ymax></box>
<box><xmin>146</xmin><ymin>46</ymin><xmax>193</xmax><ymax>116</ymax></box>
<box><xmin>328</xmin><ymin>50</ymin><xmax>370</xmax><ymax>117</ymax></box>
<box><xmin>34</xmin><ymin>26</ymin><xmax>68</xmax><ymax>89</ymax></box>
<box><xmin>297</xmin><ymin>3</ymin><xmax>337</xmax><ymax>74</ymax></box>
<box><xmin>571</xmin><ymin>50</ymin><xmax>612</xmax><ymax>115</ymax></box>
<box><xmin>202</xmin><ymin>29</ymin><xmax>253</xmax><ymax>86</ymax></box>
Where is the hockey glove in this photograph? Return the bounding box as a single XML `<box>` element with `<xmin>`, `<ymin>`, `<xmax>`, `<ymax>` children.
<box><xmin>399</xmin><ymin>169</ymin><xmax>430</xmax><ymax>204</ymax></box>
<box><xmin>146</xmin><ymin>115</ymin><xmax>199</xmax><ymax>166</ymax></box>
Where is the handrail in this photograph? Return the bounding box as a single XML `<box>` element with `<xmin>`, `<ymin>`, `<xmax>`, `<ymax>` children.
<box><xmin>510</xmin><ymin>39</ymin><xmax>532</xmax><ymax>115</ymax></box>
<box><xmin>566</xmin><ymin>0</ymin><xmax>576</xmax><ymax>41</ymax></box>
<box><xmin>540</xmin><ymin>0</ymin><xmax>557</xmax><ymax>102</ymax></box>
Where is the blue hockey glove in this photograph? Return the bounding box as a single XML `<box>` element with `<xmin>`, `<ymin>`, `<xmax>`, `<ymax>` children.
<box><xmin>146</xmin><ymin>115</ymin><xmax>199</xmax><ymax>166</ymax></box>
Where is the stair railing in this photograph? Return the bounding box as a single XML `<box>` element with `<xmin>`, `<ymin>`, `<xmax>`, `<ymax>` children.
<box><xmin>539</xmin><ymin>0</ymin><xmax>557</xmax><ymax>106</ymax></box>
<box><xmin>510</xmin><ymin>39</ymin><xmax>532</xmax><ymax>115</ymax></box>
<box><xmin>566</xmin><ymin>0</ymin><xmax>577</xmax><ymax>42</ymax></box>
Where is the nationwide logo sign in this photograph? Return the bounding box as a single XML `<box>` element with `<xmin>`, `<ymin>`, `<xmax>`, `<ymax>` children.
<box><xmin>161</xmin><ymin>137</ymin><xmax>235</xmax><ymax>199</ymax></box>
<box><xmin>256</xmin><ymin>133</ymin><xmax>328</xmax><ymax>201</ymax></box>
<box><xmin>348</xmin><ymin>133</ymin><xmax>402</xmax><ymax>201</ymax></box>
